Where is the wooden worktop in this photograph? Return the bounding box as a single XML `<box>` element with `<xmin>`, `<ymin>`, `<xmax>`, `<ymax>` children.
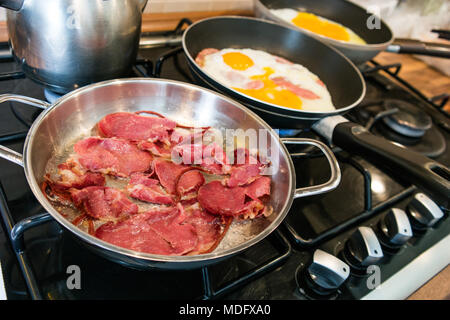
<box><xmin>374</xmin><ymin>52</ymin><xmax>450</xmax><ymax>113</ymax></box>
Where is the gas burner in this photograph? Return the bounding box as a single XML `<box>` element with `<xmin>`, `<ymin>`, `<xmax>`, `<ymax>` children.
<box><xmin>381</xmin><ymin>99</ymin><xmax>432</xmax><ymax>138</ymax></box>
<box><xmin>44</xmin><ymin>88</ymin><xmax>64</xmax><ymax>104</ymax></box>
<box><xmin>277</xmin><ymin>129</ymin><xmax>303</xmax><ymax>137</ymax></box>
<box><xmin>372</xmin><ymin>122</ymin><xmax>446</xmax><ymax>158</ymax></box>
<box><xmin>368</xmin><ymin>99</ymin><xmax>446</xmax><ymax>158</ymax></box>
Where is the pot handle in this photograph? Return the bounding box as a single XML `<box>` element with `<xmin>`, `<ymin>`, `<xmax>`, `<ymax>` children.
<box><xmin>0</xmin><ymin>0</ymin><xmax>24</xmax><ymax>11</ymax></box>
<box><xmin>0</xmin><ymin>94</ymin><xmax>50</xmax><ymax>167</ymax></box>
<box><xmin>281</xmin><ymin>138</ymin><xmax>341</xmax><ymax>199</ymax></box>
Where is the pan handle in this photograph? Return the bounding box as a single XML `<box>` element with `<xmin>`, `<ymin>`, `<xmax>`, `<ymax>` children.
<box><xmin>0</xmin><ymin>94</ymin><xmax>50</xmax><ymax>109</ymax></box>
<box><xmin>330</xmin><ymin>121</ymin><xmax>450</xmax><ymax>207</ymax></box>
<box><xmin>386</xmin><ymin>40</ymin><xmax>450</xmax><ymax>59</ymax></box>
<box><xmin>281</xmin><ymin>138</ymin><xmax>341</xmax><ymax>199</ymax></box>
<box><xmin>0</xmin><ymin>94</ymin><xmax>50</xmax><ymax>167</ymax></box>
<box><xmin>0</xmin><ymin>145</ymin><xmax>23</xmax><ymax>167</ymax></box>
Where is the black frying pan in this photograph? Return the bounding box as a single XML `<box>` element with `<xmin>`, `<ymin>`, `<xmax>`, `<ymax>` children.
<box><xmin>255</xmin><ymin>0</ymin><xmax>450</xmax><ymax>65</ymax></box>
<box><xmin>182</xmin><ymin>16</ymin><xmax>450</xmax><ymax>207</ymax></box>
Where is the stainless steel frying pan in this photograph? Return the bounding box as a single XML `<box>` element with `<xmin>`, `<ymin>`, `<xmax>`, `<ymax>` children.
<box><xmin>0</xmin><ymin>78</ymin><xmax>340</xmax><ymax>270</ymax></box>
<box><xmin>255</xmin><ymin>0</ymin><xmax>450</xmax><ymax>65</ymax></box>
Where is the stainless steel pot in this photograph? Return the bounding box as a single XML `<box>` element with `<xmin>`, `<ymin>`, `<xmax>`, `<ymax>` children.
<box><xmin>0</xmin><ymin>78</ymin><xmax>341</xmax><ymax>270</ymax></box>
<box><xmin>1</xmin><ymin>0</ymin><xmax>148</xmax><ymax>93</ymax></box>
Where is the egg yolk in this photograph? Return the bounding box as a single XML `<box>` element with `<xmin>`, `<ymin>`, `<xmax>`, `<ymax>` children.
<box><xmin>292</xmin><ymin>12</ymin><xmax>350</xmax><ymax>42</ymax></box>
<box><xmin>223</xmin><ymin>52</ymin><xmax>254</xmax><ymax>70</ymax></box>
<box><xmin>233</xmin><ymin>67</ymin><xmax>303</xmax><ymax>110</ymax></box>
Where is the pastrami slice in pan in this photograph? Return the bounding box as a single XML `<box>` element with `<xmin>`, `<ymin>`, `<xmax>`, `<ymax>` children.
<box><xmin>70</xmin><ymin>186</ymin><xmax>138</xmax><ymax>221</ymax></box>
<box><xmin>127</xmin><ymin>173</ymin><xmax>174</xmax><ymax>205</ymax></box>
<box><xmin>98</xmin><ymin>112</ymin><xmax>176</xmax><ymax>143</ymax></box>
<box><xmin>73</xmin><ymin>137</ymin><xmax>153</xmax><ymax>177</ymax></box>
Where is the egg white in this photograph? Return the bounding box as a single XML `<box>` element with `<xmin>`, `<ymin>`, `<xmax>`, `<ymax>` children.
<box><xmin>201</xmin><ymin>48</ymin><xmax>336</xmax><ymax>112</ymax></box>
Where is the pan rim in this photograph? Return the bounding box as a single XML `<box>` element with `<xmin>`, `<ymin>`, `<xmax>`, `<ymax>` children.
<box><xmin>22</xmin><ymin>77</ymin><xmax>297</xmax><ymax>264</ymax></box>
<box><xmin>182</xmin><ymin>15</ymin><xmax>367</xmax><ymax>117</ymax></box>
<box><xmin>254</xmin><ymin>0</ymin><xmax>395</xmax><ymax>50</ymax></box>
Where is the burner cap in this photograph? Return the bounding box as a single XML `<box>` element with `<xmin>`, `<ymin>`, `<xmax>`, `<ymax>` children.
<box><xmin>382</xmin><ymin>100</ymin><xmax>432</xmax><ymax>138</ymax></box>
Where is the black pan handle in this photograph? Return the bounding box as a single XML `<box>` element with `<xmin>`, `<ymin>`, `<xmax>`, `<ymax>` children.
<box><xmin>0</xmin><ymin>0</ymin><xmax>24</xmax><ymax>11</ymax></box>
<box><xmin>332</xmin><ymin>122</ymin><xmax>450</xmax><ymax>207</ymax></box>
<box><xmin>386</xmin><ymin>41</ymin><xmax>450</xmax><ymax>59</ymax></box>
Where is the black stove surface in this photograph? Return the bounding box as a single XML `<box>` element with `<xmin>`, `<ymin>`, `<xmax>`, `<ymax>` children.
<box><xmin>0</xmin><ymin>39</ymin><xmax>448</xmax><ymax>301</ymax></box>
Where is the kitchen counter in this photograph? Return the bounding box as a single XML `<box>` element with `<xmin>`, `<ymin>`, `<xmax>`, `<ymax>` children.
<box><xmin>407</xmin><ymin>265</ymin><xmax>450</xmax><ymax>300</ymax></box>
<box><xmin>374</xmin><ymin>52</ymin><xmax>450</xmax><ymax>113</ymax></box>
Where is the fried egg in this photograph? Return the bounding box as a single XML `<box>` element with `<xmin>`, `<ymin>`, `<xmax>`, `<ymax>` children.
<box><xmin>199</xmin><ymin>48</ymin><xmax>335</xmax><ymax>112</ymax></box>
<box><xmin>270</xmin><ymin>9</ymin><xmax>366</xmax><ymax>45</ymax></box>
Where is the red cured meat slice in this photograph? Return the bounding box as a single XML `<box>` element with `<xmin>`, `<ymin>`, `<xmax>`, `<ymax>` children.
<box><xmin>170</xmin><ymin>128</ymin><xmax>202</xmax><ymax>145</ymax></box>
<box><xmin>227</xmin><ymin>148</ymin><xmax>264</xmax><ymax>187</ymax></box>
<box><xmin>171</xmin><ymin>143</ymin><xmax>204</xmax><ymax>165</ymax></box>
<box><xmin>195</xmin><ymin>48</ymin><xmax>219</xmax><ymax>67</ymax></box>
<box><xmin>227</xmin><ymin>164</ymin><xmax>261</xmax><ymax>188</ymax></box>
<box><xmin>154</xmin><ymin>159</ymin><xmax>190</xmax><ymax>194</ymax></box>
<box><xmin>70</xmin><ymin>186</ymin><xmax>138</xmax><ymax>221</ymax></box>
<box><xmin>316</xmin><ymin>79</ymin><xmax>325</xmax><ymax>87</ymax></box>
<box><xmin>127</xmin><ymin>173</ymin><xmax>173</xmax><ymax>205</ymax></box>
<box><xmin>172</xmin><ymin>143</ymin><xmax>230</xmax><ymax>175</ymax></box>
<box><xmin>232</xmin><ymin>148</ymin><xmax>262</xmax><ymax>166</ymax></box>
<box><xmin>225</xmin><ymin>71</ymin><xmax>247</xmax><ymax>83</ymax></box>
<box><xmin>145</xmin><ymin>205</ymin><xmax>198</xmax><ymax>255</ymax></box>
<box><xmin>176</xmin><ymin>170</ymin><xmax>205</xmax><ymax>196</ymax></box>
<box><xmin>197</xmin><ymin>181</ymin><xmax>247</xmax><ymax>216</ymax></box>
<box><xmin>202</xmin><ymin>143</ymin><xmax>229</xmax><ymax>169</ymax></box>
<box><xmin>95</xmin><ymin>211</ymin><xmax>175</xmax><ymax>255</ymax></box>
<box><xmin>129</xmin><ymin>172</ymin><xmax>158</xmax><ymax>187</ymax></box>
<box><xmin>183</xmin><ymin>206</ymin><xmax>221</xmax><ymax>254</ymax></box>
<box><xmin>274</xmin><ymin>56</ymin><xmax>293</xmax><ymax>65</ymax></box>
<box><xmin>98</xmin><ymin>112</ymin><xmax>177</xmax><ymax>143</ymax></box>
<box><xmin>95</xmin><ymin>206</ymin><xmax>198</xmax><ymax>255</ymax></box>
<box><xmin>245</xmin><ymin>80</ymin><xmax>264</xmax><ymax>90</ymax></box>
<box><xmin>236</xmin><ymin>199</ymin><xmax>266</xmax><ymax>220</ymax></box>
<box><xmin>271</xmin><ymin>77</ymin><xmax>320</xmax><ymax>100</ymax></box>
<box><xmin>74</xmin><ymin>137</ymin><xmax>152</xmax><ymax>177</ymax></box>
<box><xmin>245</xmin><ymin>176</ymin><xmax>271</xmax><ymax>200</ymax></box>
<box><xmin>198</xmin><ymin>180</ymin><xmax>272</xmax><ymax>219</ymax></box>
<box><xmin>137</xmin><ymin>140</ymin><xmax>172</xmax><ymax>158</ymax></box>
<box><xmin>47</xmin><ymin>162</ymin><xmax>105</xmax><ymax>190</ymax></box>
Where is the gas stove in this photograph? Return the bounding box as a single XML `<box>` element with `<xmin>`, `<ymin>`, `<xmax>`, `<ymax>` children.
<box><xmin>0</xmin><ymin>23</ymin><xmax>448</xmax><ymax>301</ymax></box>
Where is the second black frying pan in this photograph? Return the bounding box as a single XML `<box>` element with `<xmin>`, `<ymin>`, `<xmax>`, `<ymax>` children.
<box><xmin>182</xmin><ymin>16</ymin><xmax>450</xmax><ymax>207</ymax></box>
<box><xmin>255</xmin><ymin>0</ymin><xmax>450</xmax><ymax>65</ymax></box>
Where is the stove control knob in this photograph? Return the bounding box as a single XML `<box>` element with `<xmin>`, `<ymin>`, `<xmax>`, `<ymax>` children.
<box><xmin>343</xmin><ymin>227</ymin><xmax>383</xmax><ymax>269</ymax></box>
<box><xmin>307</xmin><ymin>249</ymin><xmax>350</xmax><ymax>291</ymax></box>
<box><xmin>379</xmin><ymin>208</ymin><xmax>413</xmax><ymax>247</ymax></box>
<box><xmin>407</xmin><ymin>193</ymin><xmax>444</xmax><ymax>229</ymax></box>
